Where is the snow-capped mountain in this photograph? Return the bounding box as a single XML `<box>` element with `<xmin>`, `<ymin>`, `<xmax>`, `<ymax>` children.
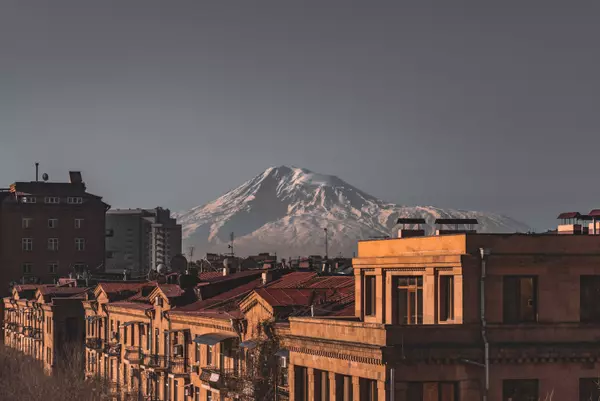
<box><xmin>176</xmin><ymin>166</ymin><xmax>530</xmax><ymax>258</ymax></box>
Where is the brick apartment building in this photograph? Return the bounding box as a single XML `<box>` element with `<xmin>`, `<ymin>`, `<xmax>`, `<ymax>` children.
<box><xmin>0</xmin><ymin>171</ymin><xmax>109</xmax><ymax>296</ymax></box>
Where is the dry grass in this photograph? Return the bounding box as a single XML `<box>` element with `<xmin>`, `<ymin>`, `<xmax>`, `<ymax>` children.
<box><xmin>0</xmin><ymin>344</ymin><xmax>106</xmax><ymax>401</ymax></box>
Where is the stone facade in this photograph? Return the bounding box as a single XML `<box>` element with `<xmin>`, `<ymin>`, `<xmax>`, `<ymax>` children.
<box><xmin>285</xmin><ymin>233</ymin><xmax>600</xmax><ymax>401</ymax></box>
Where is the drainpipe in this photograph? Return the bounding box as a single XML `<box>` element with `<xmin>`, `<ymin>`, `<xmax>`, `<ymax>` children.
<box><xmin>479</xmin><ymin>248</ymin><xmax>491</xmax><ymax>401</ymax></box>
<box><xmin>389</xmin><ymin>366</ymin><xmax>395</xmax><ymax>401</ymax></box>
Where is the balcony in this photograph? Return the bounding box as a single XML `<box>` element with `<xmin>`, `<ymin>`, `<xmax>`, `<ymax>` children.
<box><xmin>105</xmin><ymin>343</ymin><xmax>121</xmax><ymax>357</ymax></box>
<box><xmin>277</xmin><ymin>385</ymin><xmax>290</xmax><ymax>399</ymax></box>
<box><xmin>142</xmin><ymin>354</ymin><xmax>168</xmax><ymax>370</ymax></box>
<box><xmin>200</xmin><ymin>367</ymin><xmax>258</xmax><ymax>397</ymax></box>
<box><xmin>170</xmin><ymin>356</ymin><xmax>189</xmax><ymax>375</ymax></box>
<box><xmin>124</xmin><ymin>346</ymin><xmax>142</xmax><ymax>364</ymax></box>
<box><xmin>86</xmin><ymin>337</ymin><xmax>105</xmax><ymax>350</ymax></box>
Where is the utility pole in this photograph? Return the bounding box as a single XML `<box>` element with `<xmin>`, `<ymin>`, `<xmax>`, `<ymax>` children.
<box><xmin>324</xmin><ymin>228</ymin><xmax>329</xmax><ymax>260</ymax></box>
<box><xmin>187</xmin><ymin>246</ymin><xmax>195</xmax><ymax>270</ymax></box>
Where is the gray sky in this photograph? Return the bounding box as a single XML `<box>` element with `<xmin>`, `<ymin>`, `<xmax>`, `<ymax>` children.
<box><xmin>2</xmin><ymin>1</ymin><xmax>600</xmax><ymax>230</ymax></box>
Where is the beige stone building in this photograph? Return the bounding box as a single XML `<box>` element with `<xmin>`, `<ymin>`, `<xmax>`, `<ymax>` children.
<box><xmin>3</xmin><ymin>283</ymin><xmax>89</xmax><ymax>375</ymax></box>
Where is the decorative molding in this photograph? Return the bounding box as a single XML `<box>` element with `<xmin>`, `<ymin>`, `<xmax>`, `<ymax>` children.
<box><xmin>287</xmin><ymin>345</ymin><xmax>383</xmax><ymax>366</ymax></box>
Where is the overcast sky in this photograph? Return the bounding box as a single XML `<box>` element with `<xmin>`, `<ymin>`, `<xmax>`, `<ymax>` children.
<box><xmin>2</xmin><ymin>1</ymin><xmax>600</xmax><ymax>230</ymax></box>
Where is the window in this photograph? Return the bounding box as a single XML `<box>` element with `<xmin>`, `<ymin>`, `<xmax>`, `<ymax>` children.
<box><xmin>407</xmin><ymin>382</ymin><xmax>458</xmax><ymax>401</ymax></box>
<box><xmin>75</xmin><ymin>238</ymin><xmax>85</xmax><ymax>251</ymax></box>
<box><xmin>48</xmin><ymin>238</ymin><xmax>59</xmax><ymax>251</ymax></box>
<box><xmin>439</xmin><ymin>276</ymin><xmax>455</xmax><ymax>322</ymax></box>
<box><xmin>75</xmin><ymin>218</ymin><xmax>83</xmax><ymax>229</ymax></box>
<box><xmin>580</xmin><ymin>378</ymin><xmax>600</xmax><ymax>401</ymax></box>
<box><xmin>22</xmin><ymin>238</ymin><xmax>33</xmax><ymax>251</ymax></box>
<box><xmin>49</xmin><ymin>263</ymin><xmax>58</xmax><ymax>274</ymax></box>
<box><xmin>22</xmin><ymin>263</ymin><xmax>32</xmax><ymax>274</ymax></box>
<box><xmin>47</xmin><ymin>347</ymin><xmax>52</xmax><ymax>364</ymax></box>
<box><xmin>48</xmin><ymin>218</ymin><xmax>58</xmax><ymax>229</ymax></box>
<box><xmin>206</xmin><ymin>391</ymin><xmax>212</xmax><ymax>401</ymax></box>
<box><xmin>359</xmin><ymin>378</ymin><xmax>378</xmax><ymax>401</ymax></box>
<box><xmin>21</xmin><ymin>196</ymin><xmax>36</xmax><ymax>204</ymax></box>
<box><xmin>206</xmin><ymin>345</ymin><xmax>213</xmax><ymax>366</ymax></box>
<box><xmin>503</xmin><ymin>276</ymin><xmax>537</xmax><ymax>323</ymax></box>
<box><xmin>195</xmin><ymin>343</ymin><xmax>200</xmax><ymax>362</ymax></box>
<box><xmin>502</xmin><ymin>379</ymin><xmax>538</xmax><ymax>401</ymax></box>
<box><xmin>44</xmin><ymin>197</ymin><xmax>60</xmax><ymax>204</ymax></box>
<box><xmin>131</xmin><ymin>325</ymin><xmax>135</xmax><ymax>346</ymax></box>
<box><xmin>73</xmin><ymin>263</ymin><xmax>87</xmax><ymax>273</ymax></box>
<box><xmin>364</xmin><ymin>275</ymin><xmax>376</xmax><ymax>316</ymax></box>
<box><xmin>67</xmin><ymin>197</ymin><xmax>83</xmax><ymax>204</ymax></box>
<box><xmin>580</xmin><ymin>276</ymin><xmax>600</xmax><ymax>322</ymax></box>
<box><xmin>173</xmin><ymin>380</ymin><xmax>178</xmax><ymax>401</ymax></box>
<box><xmin>195</xmin><ymin>387</ymin><xmax>200</xmax><ymax>401</ymax></box>
<box><xmin>124</xmin><ymin>326</ymin><xmax>128</xmax><ymax>346</ymax></box>
<box><xmin>395</xmin><ymin>276</ymin><xmax>423</xmax><ymax>325</ymax></box>
<box><xmin>22</xmin><ymin>218</ymin><xmax>33</xmax><ymax>229</ymax></box>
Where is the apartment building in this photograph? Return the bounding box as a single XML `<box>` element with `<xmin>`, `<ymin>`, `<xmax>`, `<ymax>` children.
<box><xmin>105</xmin><ymin>208</ymin><xmax>182</xmax><ymax>275</ymax></box>
<box><xmin>284</xmin><ymin>232</ymin><xmax>600</xmax><ymax>401</ymax></box>
<box><xmin>83</xmin><ymin>268</ymin><xmax>275</xmax><ymax>400</ymax></box>
<box><xmin>3</xmin><ymin>283</ymin><xmax>89</xmax><ymax>375</ymax></box>
<box><xmin>0</xmin><ymin>171</ymin><xmax>109</xmax><ymax>296</ymax></box>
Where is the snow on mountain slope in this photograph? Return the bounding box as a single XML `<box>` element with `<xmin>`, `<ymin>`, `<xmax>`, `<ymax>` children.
<box><xmin>176</xmin><ymin>166</ymin><xmax>531</xmax><ymax>257</ymax></box>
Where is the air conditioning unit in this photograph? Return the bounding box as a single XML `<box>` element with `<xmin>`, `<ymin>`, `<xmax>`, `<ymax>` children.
<box><xmin>191</xmin><ymin>365</ymin><xmax>200</xmax><ymax>374</ymax></box>
<box><xmin>280</xmin><ymin>357</ymin><xmax>287</xmax><ymax>368</ymax></box>
<box><xmin>174</xmin><ymin>344</ymin><xmax>184</xmax><ymax>357</ymax></box>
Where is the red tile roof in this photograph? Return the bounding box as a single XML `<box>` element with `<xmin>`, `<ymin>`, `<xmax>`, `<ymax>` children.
<box><xmin>39</xmin><ymin>287</ymin><xmax>89</xmax><ymax>297</ymax></box>
<box><xmin>173</xmin><ymin>278</ymin><xmax>264</xmax><ymax>314</ymax></box>
<box><xmin>158</xmin><ymin>284</ymin><xmax>185</xmax><ymax>298</ymax></box>
<box><xmin>109</xmin><ymin>301</ymin><xmax>154</xmax><ymax>311</ymax></box>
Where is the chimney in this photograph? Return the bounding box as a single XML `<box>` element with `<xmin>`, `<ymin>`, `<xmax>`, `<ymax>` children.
<box><xmin>261</xmin><ymin>271</ymin><xmax>272</xmax><ymax>285</ymax></box>
<box><xmin>69</xmin><ymin>171</ymin><xmax>83</xmax><ymax>185</ymax></box>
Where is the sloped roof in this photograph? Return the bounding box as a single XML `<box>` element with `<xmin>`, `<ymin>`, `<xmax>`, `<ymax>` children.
<box><xmin>157</xmin><ymin>284</ymin><xmax>185</xmax><ymax>298</ymax></box>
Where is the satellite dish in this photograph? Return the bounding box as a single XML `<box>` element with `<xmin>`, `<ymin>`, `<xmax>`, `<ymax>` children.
<box><xmin>156</xmin><ymin>264</ymin><xmax>165</xmax><ymax>274</ymax></box>
<box><xmin>42</xmin><ymin>173</ymin><xmax>49</xmax><ymax>182</ymax></box>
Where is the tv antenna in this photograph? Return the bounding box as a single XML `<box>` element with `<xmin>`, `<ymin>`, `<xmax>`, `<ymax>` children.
<box><xmin>228</xmin><ymin>232</ymin><xmax>235</xmax><ymax>257</ymax></box>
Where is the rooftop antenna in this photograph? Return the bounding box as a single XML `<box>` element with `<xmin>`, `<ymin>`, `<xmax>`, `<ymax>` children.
<box><xmin>228</xmin><ymin>232</ymin><xmax>235</xmax><ymax>257</ymax></box>
<box><xmin>324</xmin><ymin>228</ymin><xmax>329</xmax><ymax>260</ymax></box>
<box><xmin>35</xmin><ymin>162</ymin><xmax>39</xmax><ymax>182</ymax></box>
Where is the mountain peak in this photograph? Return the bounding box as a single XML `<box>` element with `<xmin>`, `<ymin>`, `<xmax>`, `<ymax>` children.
<box><xmin>177</xmin><ymin>167</ymin><xmax>531</xmax><ymax>257</ymax></box>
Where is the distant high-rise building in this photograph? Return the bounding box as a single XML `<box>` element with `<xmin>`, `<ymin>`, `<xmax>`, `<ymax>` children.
<box><xmin>0</xmin><ymin>170</ymin><xmax>109</xmax><ymax>296</ymax></box>
<box><xmin>105</xmin><ymin>207</ymin><xmax>182</xmax><ymax>275</ymax></box>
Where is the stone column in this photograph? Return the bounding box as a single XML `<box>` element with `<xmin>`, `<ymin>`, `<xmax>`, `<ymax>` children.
<box><xmin>289</xmin><ymin>364</ymin><xmax>296</xmax><ymax>401</ymax></box>
<box><xmin>454</xmin><ymin>274</ymin><xmax>464</xmax><ymax>323</ymax></box>
<box><xmin>375</xmin><ymin>269</ymin><xmax>385</xmax><ymax>324</ymax></box>
<box><xmin>424</xmin><ymin>268</ymin><xmax>436</xmax><ymax>324</ymax></box>
<box><xmin>355</xmin><ymin>271</ymin><xmax>363</xmax><ymax>319</ymax></box>
<box><xmin>459</xmin><ymin>379</ymin><xmax>481</xmax><ymax>401</ymax></box>
<box><xmin>377</xmin><ymin>380</ymin><xmax>386</xmax><ymax>401</ymax></box>
<box><xmin>352</xmin><ymin>376</ymin><xmax>361</xmax><ymax>401</ymax></box>
<box><xmin>307</xmin><ymin>368</ymin><xmax>315</xmax><ymax>401</ymax></box>
<box><xmin>394</xmin><ymin>382</ymin><xmax>408</xmax><ymax>401</ymax></box>
<box><xmin>329</xmin><ymin>372</ymin><xmax>337</xmax><ymax>401</ymax></box>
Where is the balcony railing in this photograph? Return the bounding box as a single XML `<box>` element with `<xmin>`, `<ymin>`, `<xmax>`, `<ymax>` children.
<box><xmin>170</xmin><ymin>356</ymin><xmax>189</xmax><ymax>375</ymax></box>
<box><xmin>200</xmin><ymin>367</ymin><xmax>258</xmax><ymax>397</ymax></box>
<box><xmin>142</xmin><ymin>354</ymin><xmax>168</xmax><ymax>370</ymax></box>
<box><xmin>105</xmin><ymin>343</ymin><xmax>121</xmax><ymax>357</ymax></box>
<box><xmin>124</xmin><ymin>346</ymin><xmax>142</xmax><ymax>364</ymax></box>
<box><xmin>86</xmin><ymin>337</ymin><xmax>104</xmax><ymax>350</ymax></box>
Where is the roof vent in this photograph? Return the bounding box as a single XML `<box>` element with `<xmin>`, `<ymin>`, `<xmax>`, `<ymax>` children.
<box><xmin>434</xmin><ymin>218</ymin><xmax>478</xmax><ymax>235</ymax></box>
